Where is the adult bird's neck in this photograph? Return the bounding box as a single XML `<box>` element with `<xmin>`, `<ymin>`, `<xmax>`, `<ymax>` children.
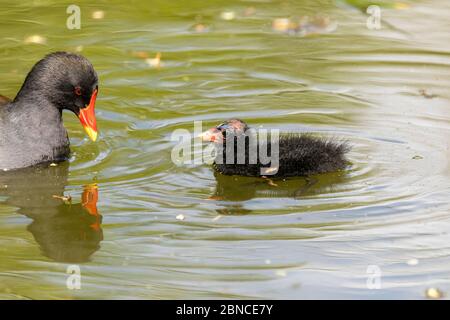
<box><xmin>5</xmin><ymin>91</ymin><xmax>64</xmax><ymax>139</ymax></box>
<box><xmin>10</xmin><ymin>89</ymin><xmax>61</xmax><ymax>116</ymax></box>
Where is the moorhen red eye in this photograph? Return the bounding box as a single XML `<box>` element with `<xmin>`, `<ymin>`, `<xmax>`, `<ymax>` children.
<box><xmin>0</xmin><ymin>52</ymin><xmax>99</xmax><ymax>170</ymax></box>
<box><xmin>200</xmin><ymin>119</ymin><xmax>350</xmax><ymax>177</ymax></box>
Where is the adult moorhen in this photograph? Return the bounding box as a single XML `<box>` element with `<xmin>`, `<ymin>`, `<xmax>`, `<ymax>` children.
<box><xmin>0</xmin><ymin>52</ymin><xmax>99</xmax><ymax>170</ymax></box>
<box><xmin>200</xmin><ymin>118</ymin><xmax>350</xmax><ymax>177</ymax></box>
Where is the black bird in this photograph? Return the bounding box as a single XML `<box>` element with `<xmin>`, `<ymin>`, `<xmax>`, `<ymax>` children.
<box><xmin>0</xmin><ymin>52</ymin><xmax>99</xmax><ymax>170</ymax></box>
<box><xmin>200</xmin><ymin>119</ymin><xmax>350</xmax><ymax>177</ymax></box>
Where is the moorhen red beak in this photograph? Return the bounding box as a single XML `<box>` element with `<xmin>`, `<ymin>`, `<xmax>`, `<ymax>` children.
<box><xmin>0</xmin><ymin>52</ymin><xmax>99</xmax><ymax>170</ymax></box>
<box><xmin>199</xmin><ymin>127</ymin><xmax>223</xmax><ymax>143</ymax></box>
<box><xmin>199</xmin><ymin>119</ymin><xmax>249</xmax><ymax>143</ymax></box>
<box><xmin>77</xmin><ymin>87</ymin><xmax>98</xmax><ymax>142</ymax></box>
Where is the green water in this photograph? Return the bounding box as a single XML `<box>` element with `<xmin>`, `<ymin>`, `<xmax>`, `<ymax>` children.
<box><xmin>1</xmin><ymin>0</ymin><xmax>450</xmax><ymax>299</ymax></box>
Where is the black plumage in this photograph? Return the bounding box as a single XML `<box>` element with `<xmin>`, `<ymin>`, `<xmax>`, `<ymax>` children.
<box><xmin>0</xmin><ymin>52</ymin><xmax>98</xmax><ymax>170</ymax></box>
<box><xmin>201</xmin><ymin>119</ymin><xmax>350</xmax><ymax>178</ymax></box>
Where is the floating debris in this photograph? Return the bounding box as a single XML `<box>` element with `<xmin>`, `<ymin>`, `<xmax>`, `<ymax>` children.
<box><xmin>419</xmin><ymin>89</ymin><xmax>437</xmax><ymax>99</ymax></box>
<box><xmin>244</xmin><ymin>7</ymin><xmax>256</xmax><ymax>17</ymax></box>
<box><xmin>49</xmin><ymin>163</ymin><xmax>58</xmax><ymax>167</ymax></box>
<box><xmin>412</xmin><ymin>155</ymin><xmax>423</xmax><ymax>160</ymax></box>
<box><xmin>92</xmin><ymin>10</ymin><xmax>105</xmax><ymax>20</ymax></box>
<box><xmin>261</xmin><ymin>176</ymin><xmax>278</xmax><ymax>187</ymax></box>
<box><xmin>272</xmin><ymin>18</ymin><xmax>293</xmax><ymax>32</ymax></box>
<box><xmin>272</xmin><ymin>15</ymin><xmax>337</xmax><ymax>36</ymax></box>
<box><xmin>407</xmin><ymin>258</ymin><xmax>419</xmax><ymax>266</ymax></box>
<box><xmin>193</xmin><ymin>23</ymin><xmax>209</xmax><ymax>33</ymax></box>
<box><xmin>176</xmin><ymin>214</ymin><xmax>185</xmax><ymax>221</ymax></box>
<box><xmin>24</xmin><ymin>35</ymin><xmax>47</xmax><ymax>45</ymax></box>
<box><xmin>220</xmin><ymin>11</ymin><xmax>236</xmax><ymax>21</ymax></box>
<box><xmin>425</xmin><ymin>287</ymin><xmax>444</xmax><ymax>299</ymax></box>
<box><xmin>212</xmin><ymin>215</ymin><xmax>222</xmax><ymax>222</ymax></box>
<box><xmin>145</xmin><ymin>52</ymin><xmax>162</xmax><ymax>68</ymax></box>
<box><xmin>132</xmin><ymin>51</ymin><xmax>150</xmax><ymax>59</ymax></box>
<box><xmin>53</xmin><ymin>194</ymin><xmax>72</xmax><ymax>203</ymax></box>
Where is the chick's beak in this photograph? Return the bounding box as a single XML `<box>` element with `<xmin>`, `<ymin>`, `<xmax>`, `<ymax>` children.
<box><xmin>198</xmin><ymin>128</ymin><xmax>223</xmax><ymax>142</ymax></box>
<box><xmin>78</xmin><ymin>88</ymin><xmax>98</xmax><ymax>142</ymax></box>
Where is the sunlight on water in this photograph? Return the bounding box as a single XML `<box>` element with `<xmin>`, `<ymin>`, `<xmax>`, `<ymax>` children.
<box><xmin>0</xmin><ymin>0</ymin><xmax>450</xmax><ymax>299</ymax></box>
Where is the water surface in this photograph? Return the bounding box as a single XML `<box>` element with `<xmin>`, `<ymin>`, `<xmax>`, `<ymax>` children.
<box><xmin>1</xmin><ymin>0</ymin><xmax>450</xmax><ymax>299</ymax></box>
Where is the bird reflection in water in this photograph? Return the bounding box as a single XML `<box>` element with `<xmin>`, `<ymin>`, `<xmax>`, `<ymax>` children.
<box><xmin>210</xmin><ymin>171</ymin><xmax>348</xmax><ymax>215</ymax></box>
<box><xmin>0</xmin><ymin>163</ymin><xmax>103</xmax><ymax>263</ymax></box>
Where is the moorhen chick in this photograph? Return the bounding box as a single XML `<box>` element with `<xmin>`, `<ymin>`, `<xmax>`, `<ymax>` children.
<box><xmin>0</xmin><ymin>52</ymin><xmax>99</xmax><ymax>170</ymax></box>
<box><xmin>200</xmin><ymin>119</ymin><xmax>350</xmax><ymax>177</ymax></box>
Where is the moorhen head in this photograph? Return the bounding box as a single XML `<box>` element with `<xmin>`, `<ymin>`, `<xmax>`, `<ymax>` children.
<box><xmin>199</xmin><ymin>118</ymin><xmax>249</xmax><ymax>143</ymax></box>
<box><xmin>0</xmin><ymin>52</ymin><xmax>99</xmax><ymax>170</ymax></box>
<box><xmin>200</xmin><ymin>118</ymin><xmax>350</xmax><ymax>177</ymax></box>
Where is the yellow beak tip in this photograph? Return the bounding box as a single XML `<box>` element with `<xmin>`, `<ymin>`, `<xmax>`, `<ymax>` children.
<box><xmin>90</xmin><ymin>132</ymin><xmax>98</xmax><ymax>142</ymax></box>
<box><xmin>84</xmin><ymin>127</ymin><xmax>98</xmax><ymax>142</ymax></box>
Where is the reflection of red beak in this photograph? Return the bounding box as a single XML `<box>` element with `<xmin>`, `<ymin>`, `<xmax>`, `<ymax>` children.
<box><xmin>82</xmin><ymin>184</ymin><xmax>100</xmax><ymax>232</ymax></box>
<box><xmin>199</xmin><ymin>128</ymin><xmax>223</xmax><ymax>143</ymax></box>
<box><xmin>78</xmin><ymin>89</ymin><xmax>98</xmax><ymax>142</ymax></box>
<box><xmin>82</xmin><ymin>184</ymin><xmax>99</xmax><ymax>217</ymax></box>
